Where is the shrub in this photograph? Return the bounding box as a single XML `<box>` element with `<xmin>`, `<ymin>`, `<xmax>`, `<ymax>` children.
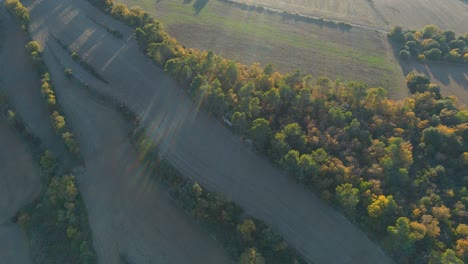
<box><xmin>399</xmin><ymin>50</ymin><xmax>410</xmax><ymax>60</ymax></box>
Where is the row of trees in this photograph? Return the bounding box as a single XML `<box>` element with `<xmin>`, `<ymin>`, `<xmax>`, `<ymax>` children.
<box><xmin>133</xmin><ymin>129</ymin><xmax>304</xmax><ymax>264</ymax></box>
<box><xmin>4</xmin><ymin>0</ymin><xmax>29</xmax><ymax>30</ymax></box>
<box><xmin>89</xmin><ymin>0</ymin><xmax>467</xmax><ymax>262</ymax></box>
<box><xmin>0</xmin><ymin>93</ymin><xmax>96</xmax><ymax>263</ymax></box>
<box><xmin>24</xmin><ymin>40</ymin><xmax>80</xmax><ymax>156</ymax></box>
<box><xmin>16</xmin><ymin>151</ymin><xmax>97</xmax><ymax>264</ymax></box>
<box><xmin>389</xmin><ymin>25</ymin><xmax>468</xmax><ymax>63</ymax></box>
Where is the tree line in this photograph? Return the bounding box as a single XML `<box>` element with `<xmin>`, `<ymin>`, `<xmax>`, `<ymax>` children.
<box><xmin>24</xmin><ymin>40</ymin><xmax>80</xmax><ymax>156</ymax></box>
<box><xmin>5</xmin><ymin>0</ymin><xmax>29</xmax><ymax>30</ymax></box>
<box><xmin>5</xmin><ymin>1</ymin><xmax>80</xmax><ymax>158</ymax></box>
<box><xmin>0</xmin><ymin>92</ymin><xmax>96</xmax><ymax>264</ymax></box>
<box><xmin>87</xmin><ymin>0</ymin><xmax>468</xmax><ymax>262</ymax></box>
<box><xmin>389</xmin><ymin>25</ymin><xmax>468</xmax><ymax>63</ymax></box>
<box><xmin>132</xmin><ymin>127</ymin><xmax>305</xmax><ymax>264</ymax></box>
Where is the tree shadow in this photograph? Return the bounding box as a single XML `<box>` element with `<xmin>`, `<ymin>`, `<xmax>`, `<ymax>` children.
<box><xmin>390</xmin><ymin>41</ymin><xmax>468</xmax><ymax>104</ymax></box>
<box><xmin>183</xmin><ymin>0</ymin><xmax>192</xmax><ymax>4</ymax></box>
<box><xmin>193</xmin><ymin>0</ymin><xmax>209</xmax><ymax>15</ymax></box>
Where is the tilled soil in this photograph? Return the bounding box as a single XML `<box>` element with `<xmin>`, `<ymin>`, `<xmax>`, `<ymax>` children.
<box><xmin>25</xmin><ymin>0</ymin><xmax>395</xmax><ymax>263</ymax></box>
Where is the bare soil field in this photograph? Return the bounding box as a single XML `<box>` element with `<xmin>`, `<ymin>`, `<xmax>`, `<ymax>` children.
<box><xmin>38</xmin><ymin>37</ymin><xmax>231</xmax><ymax>263</ymax></box>
<box><xmin>117</xmin><ymin>0</ymin><xmax>406</xmax><ymax>97</ymax></box>
<box><xmin>0</xmin><ymin>6</ymin><xmax>70</xmax><ymax>161</ymax></box>
<box><xmin>0</xmin><ymin>117</ymin><xmax>38</xmax><ymax>264</ymax></box>
<box><xmin>243</xmin><ymin>0</ymin><xmax>468</xmax><ymax>34</ymax></box>
<box><xmin>25</xmin><ymin>0</ymin><xmax>394</xmax><ymax>262</ymax></box>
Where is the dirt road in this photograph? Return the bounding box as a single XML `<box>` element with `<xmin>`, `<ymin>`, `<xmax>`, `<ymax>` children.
<box><xmin>25</xmin><ymin>0</ymin><xmax>394</xmax><ymax>263</ymax></box>
<box><xmin>39</xmin><ymin>37</ymin><xmax>231</xmax><ymax>263</ymax></box>
<box><xmin>0</xmin><ymin>6</ymin><xmax>70</xmax><ymax>161</ymax></box>
<box><xmin>0</xmin><ymin>117</ymin><xmax>38</xmax><ymax>264</ymax></box>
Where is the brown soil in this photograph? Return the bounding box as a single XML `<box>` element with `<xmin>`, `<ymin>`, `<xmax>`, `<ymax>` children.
<box><xmin>24</xmin><ymin>0</ymin><xmax>395</xmax><ymax>263</ymax></box>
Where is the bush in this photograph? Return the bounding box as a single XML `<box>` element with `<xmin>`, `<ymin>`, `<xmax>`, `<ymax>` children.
<box><xmin>399</xmin><ymin>50</ymin><xmax>410</xmax><ymax>60</ymax></box>
<box><xmin>65</xmin><ymin>68</ymin><xmax>73</xmax><ymax>78</ymax></box>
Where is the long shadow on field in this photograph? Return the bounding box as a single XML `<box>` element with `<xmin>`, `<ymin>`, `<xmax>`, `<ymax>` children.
<box><xmin>24</xmin><ymin>0</ymin><xmax>398</xmax><ymax>261</ymax></box>
<box><xmin>193</xmin><ymin>0</ymin><xmax>209</xmax><ymax>15</ymax></box>
<box><xmin>391</xmin><ymin>45</ymin><xmax>468</xmax><ymax>104</ymax></box>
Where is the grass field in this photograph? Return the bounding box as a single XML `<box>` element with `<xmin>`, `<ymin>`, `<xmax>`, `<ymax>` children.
<box><xmin>117</xmin><ymin>0</ymin><xmax>407</xmax><ymax>98</ymax></box>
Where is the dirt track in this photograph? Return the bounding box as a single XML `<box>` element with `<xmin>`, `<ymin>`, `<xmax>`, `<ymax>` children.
<box><xmin>25</xmin><ymin>0</ymin><xmax>395</xmax><ymax>263</ymax></box>
<box><xmin>0</xmin><ymin>117</ymin><xmax>38</xmax><ymax>264</ymax></box>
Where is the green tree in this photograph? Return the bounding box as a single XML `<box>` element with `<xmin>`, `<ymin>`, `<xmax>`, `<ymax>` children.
<box><xmin>282</xmin><ymin>123</ymin><xmax>306</xmax><ymax>150</ymax></box>
<box><xmin>388</xmin><ymin>26</ymin><xmax>405</xmax><ymax>42</ymax></box>
<box><xmin>387</xmin><ymin>217</ymin><xmax>416</xmax><ymax>258</ymax></box>
<box><xmin>400</xmin><ymin>50</ymin><xmax>410</xmax><ymax>60</ymax></box>
<box><xmin>336</xmin><ymin>184</ymin><xmax>359</xmax><ymax>217</ymax></box>
<box><xmin>240</xmin><ymin>247</ymin><xmax>265</xmax><ymax>264</ymax></box>
<box><xmin>231</xmin><ymin>112</ymin><xmax>248</xmax><ymax>133</ymax></box>
<box><xmin>270</xmin><ymin>132</ymin><xmax>291</xmax><ymax>161</ymax></box>
<box><xmin>248</xmin><ymin>118</ymin><xmax>271</xmax><ymax>150</ymax></box>
<box><xmin>440</xmin><ymin>249</ymin><xmax>464</xmax><ymax>264</ymax></box>
<box><xmin>281</xmin><ymin>150</ymin><xmax>300</xmax><ymax>176</ymax></box>
<box><xmin>238</xmin><ymin>219</ymin><xmax>256</xmax><ymax>242</ymax></box>
<box><xmin>406</xmin><ymin>72</ymin><xmax>430</xmax><ymax>94</ymax></box>
<box><xmin>422</xmin><ymin>25</ymin><xmax>439</xmax><ymax>38</ymax></box>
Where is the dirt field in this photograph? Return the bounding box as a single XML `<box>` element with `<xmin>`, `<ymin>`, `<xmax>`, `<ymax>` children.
<box><xmin>37</xmin><ymin>34</ymin><xmax>231</xmax><ymax>263</ymax></box>
<box><xmin>116</xmin><ymin>0</ymin><xmax>406</xmax><ymax>97</ymax></box>
<box><xmin>25</xmin><ymin>0</ymin><xmax>395</xmax><ymax>262</ymax></box>
<box><xmin>242</xmin><ymin>0</ymin><xmax>468</xmax><ymax>34</ymax></box>
<box><xmin>0</xmin><ymin>6</ymin><xmax>70</xmax><ymax>162</ymax></box>
<box><xmin>0</xmin><ymin>117</ymin><xmax>38</xmax><ymax>264</ymax></box>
